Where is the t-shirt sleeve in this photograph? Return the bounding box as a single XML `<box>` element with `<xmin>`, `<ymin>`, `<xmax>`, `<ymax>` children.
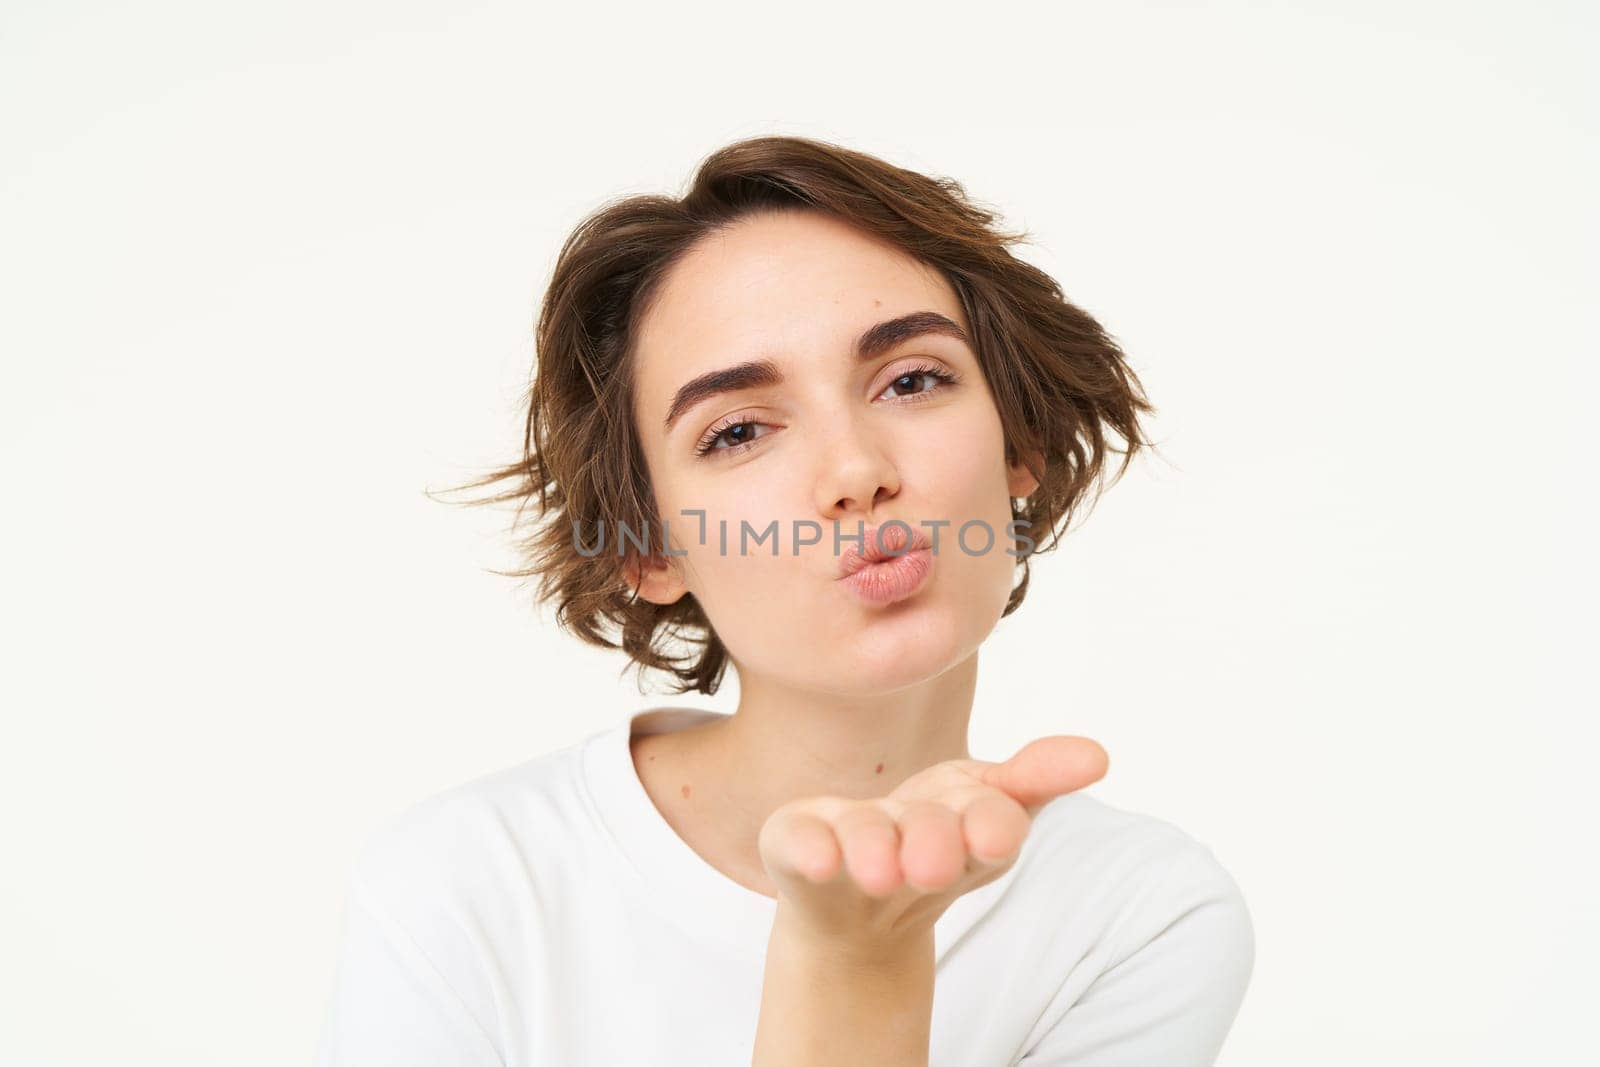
<box><xmin>313</xmin><ymin>870</ymin><xmax>506</xmax><ymax>1067</ymax></box>
<box><xmin>1017</xmin><ymin>840</ymin><xmax>1255</xmax><ymax>1066</ymax></box>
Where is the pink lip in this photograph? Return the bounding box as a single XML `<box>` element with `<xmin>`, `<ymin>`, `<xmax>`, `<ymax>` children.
<box><xmin>836</xmin><ymin>522</ymin><xmax>935</xmax><ymax>579</ymax></box>
<box><xmin>841</xmin><ymin>547</ymin><xmax>934</xmax><ymax>605</ymax></box>
<box><xmin>836</xmin><ymin>523</ymin><xmax>936</xmax><ymax>605</ymax></box>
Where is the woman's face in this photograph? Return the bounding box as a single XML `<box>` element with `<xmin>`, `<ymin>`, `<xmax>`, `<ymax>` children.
<box><xmin>627</xmin><ymin>209</ymin><xmax>1039</xmax><ymax>696</ymax></box>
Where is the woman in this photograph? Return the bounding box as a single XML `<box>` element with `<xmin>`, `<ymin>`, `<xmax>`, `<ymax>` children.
<box><xmin>315</xmin><ymin>135</ymin><xmax>1253</xmax><ymax>1065</ymax></box>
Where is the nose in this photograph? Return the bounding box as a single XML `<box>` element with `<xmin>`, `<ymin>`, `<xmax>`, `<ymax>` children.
<box><xmin>814</xmin><ymin>413</ymin><xmax>901</xmax><ymax>521</ymax></box>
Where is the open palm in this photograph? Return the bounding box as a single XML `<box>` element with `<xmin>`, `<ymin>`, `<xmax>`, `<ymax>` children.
<box><xmin>756</xmin><ymin>735</ymin><xmax>1109</xmax><ymax>948</ymax></box>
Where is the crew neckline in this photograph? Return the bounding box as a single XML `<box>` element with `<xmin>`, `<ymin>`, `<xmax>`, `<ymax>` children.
<box><xmin>581</xmin><ymin>707</ymin><xmax>778</xmax><ymax>955</ymax></box>
<box><xmin>578</xmin><ymin>707</ymin><xmax>1026</xmax><ymax>964</ymax></box>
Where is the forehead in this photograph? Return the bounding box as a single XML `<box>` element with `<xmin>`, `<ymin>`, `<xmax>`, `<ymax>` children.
<box><xmin>632</xmin><ymin>211</ymin><xmax>967</xmax><ymax>417</ymax></box>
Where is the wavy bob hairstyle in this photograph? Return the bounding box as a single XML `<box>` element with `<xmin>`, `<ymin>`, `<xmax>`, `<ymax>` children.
<box><xmin>437</xmin><ymin>135</ymin><xmax>1153</xmax><ymax>696</ymax></box>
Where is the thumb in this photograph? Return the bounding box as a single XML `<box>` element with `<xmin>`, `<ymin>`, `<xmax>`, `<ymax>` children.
<box><xmin>980</xmin><ymin>736</ymin><xmax>1109</xmax><ymax>816</ymax></box>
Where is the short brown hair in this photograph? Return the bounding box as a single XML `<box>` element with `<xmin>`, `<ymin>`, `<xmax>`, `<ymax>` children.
<box><xmin>434</xmin><ymin>135</ymin><xmax>1153</xmax><ymax>696</ymax></box>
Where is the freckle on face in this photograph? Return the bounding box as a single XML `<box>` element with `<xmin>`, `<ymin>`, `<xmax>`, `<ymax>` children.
<box><xmin>681</xmin><ymin>784</ymin><xmax>691</xmax><ymax>799</ymax></box>
<box><xmin>875</xmin><ymin>762</ymin><xmax>884</xmax><ymax>774</ymax></box>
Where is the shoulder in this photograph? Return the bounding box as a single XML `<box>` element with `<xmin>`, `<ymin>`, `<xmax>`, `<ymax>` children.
<box><xmin>1005</xmin><ymin>794</ymin><xmax>1256</xmax><ymax>1060</ymax></box>
<box><xmin>346</xmin><ymin>735</ymin><xmax>595</xmax><ymax>924</ymax></box>
<box><xmin>321</xmin><ymin>743</ymin><xmax>598</xmax><ymax>1066</ymax></box>
<box><xmin>1021</xmin><ymin>790</ymin><xmax>1254</xmax><ymax>972</ymax></box>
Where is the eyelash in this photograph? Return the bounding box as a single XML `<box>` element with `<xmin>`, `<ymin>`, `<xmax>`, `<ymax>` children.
<box><xmin>692</xmin><ymin>362</ymin><xmax>962</xmax><ymax>459</ymax></box>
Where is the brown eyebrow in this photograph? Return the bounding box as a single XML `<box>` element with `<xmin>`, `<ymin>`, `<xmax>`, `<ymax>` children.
<box><xmin>660</xmin><ymin>310</ymin><xmax>970</xmax><ymax>435</ymax></box>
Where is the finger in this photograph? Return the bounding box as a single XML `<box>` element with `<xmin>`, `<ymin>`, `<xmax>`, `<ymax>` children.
<box><xmin>961</xmin><ymin>790</ymin><xmax>1031</xmax><ymax>867</ymax></box>
<box><xmin>897</xmin><ymin>800</ymin><xmax>966</xmax><ymax>893</ymax></box>
<box><xmin>835</xmin><ymin>804</ymin><xmax>903</xmax><ymax>898</ymax></box>
<box><xmin>758</xmin><ymin>806</ymin><xmax>844</xmax><ymax>886</ymax></box>
<box><xmin>981</xmin><ymin>736</ymin><xmax>1109</xmax><ymax>816</ymax></box>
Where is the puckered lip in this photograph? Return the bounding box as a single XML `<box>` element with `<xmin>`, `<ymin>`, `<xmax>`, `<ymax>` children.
<box><xmin>835</xmin><ymin>522</ymin><xmax>935</xmax><ymax>580</ymax></box>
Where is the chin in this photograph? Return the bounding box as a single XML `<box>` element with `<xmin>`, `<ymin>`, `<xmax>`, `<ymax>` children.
<box><xmin>823</xmin><ymin>601</ymin><xmax>981</xmax><ymax>694</ymax></box>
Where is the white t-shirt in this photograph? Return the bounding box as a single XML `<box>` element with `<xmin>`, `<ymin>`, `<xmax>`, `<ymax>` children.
<box><xmin>315</xmin><ymin>709</ymin><xmax>1253</xmax><ymax>1066</ymax></box>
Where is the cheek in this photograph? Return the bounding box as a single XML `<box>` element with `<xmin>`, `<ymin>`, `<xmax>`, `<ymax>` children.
<box><xmin>675</xmin><ymin>538</ymin><xmax>831</xmax><ymax>675</ymax></box>
<box><xmin>908</xmin><ymin>421</ymin><xmax>1019</xmax><ymax>602</ymax></box>
<box><xmin>909</xmin><ymin>414</ymin><xmax>1013</xmax><ymax>522</ymax></box>
<box><xmin>656</xmin><ymin>476</ymin><xmax>799</xmax><ymax>601</ymax></box>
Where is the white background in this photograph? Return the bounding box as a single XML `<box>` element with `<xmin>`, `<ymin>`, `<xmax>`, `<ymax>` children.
<box><xmin>3</xmin><ymin>2</ymin><xmax>1594</xmax><ymax>1063</ymax></box>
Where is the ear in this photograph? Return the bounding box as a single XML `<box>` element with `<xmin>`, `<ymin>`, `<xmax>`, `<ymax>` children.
<box><xmin>622</xmin><ymin>550</ymin><xmax>689</xmax><ymax>606</ymax></box>
<box><xmin>1006</xmin><ymin>446</ymin><xmax>1044</xmax><ymax>500</ymax></box>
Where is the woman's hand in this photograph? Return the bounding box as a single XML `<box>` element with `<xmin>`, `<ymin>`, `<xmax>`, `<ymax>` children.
<box><xmin>756</xmin><ymin>735</ymin><xmax>1108</xmax><ymax>953</ymax></box>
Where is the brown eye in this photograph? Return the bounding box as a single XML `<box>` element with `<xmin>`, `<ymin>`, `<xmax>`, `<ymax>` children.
<box><xmin>879</xmin><ymin>364</ymin><xmax>959</xmax><ymax>401</ymax></box>
<box><xmin>888</xmin><ymin>373</ymin><xmax>930</xmax><ymax>396</ymax></box>
<box><xmin>694</xmin><ymin>419</ymin><xmax>770</xmax><ymax>458</ymax></box>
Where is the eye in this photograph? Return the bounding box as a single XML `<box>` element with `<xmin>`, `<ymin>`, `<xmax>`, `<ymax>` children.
<box><xmin>877</xmin><ymin>362</ymin><xmax>961</xmax><ymax>401</ymax></box>
<box><xmin>691</xmin><ymin>362</ymin><xmax>962</xmax><ymax>461</ymax></box>
<box><xmin>694</xmin><ymin>415</ymin><xmax>770</xmax><ymax>458</ymax></box>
